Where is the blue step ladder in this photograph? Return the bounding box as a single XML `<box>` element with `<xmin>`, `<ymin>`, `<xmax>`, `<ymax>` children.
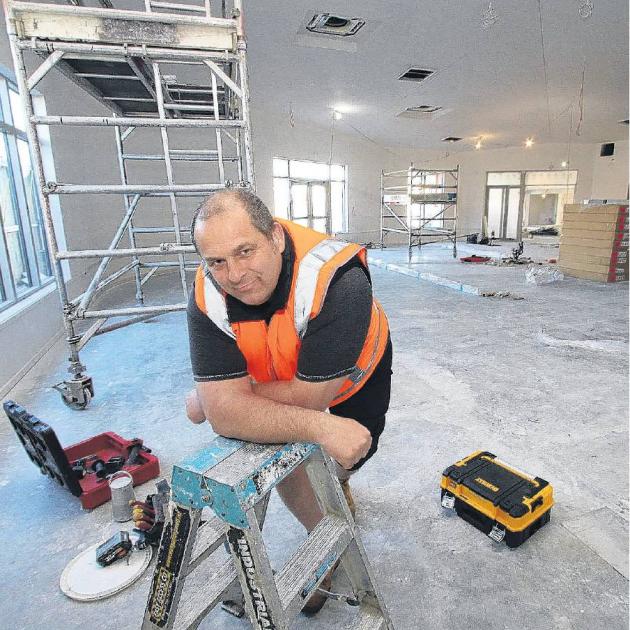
<box><xmin>141</xmin><ymin>436</ymin><xmax>394</xmax><ymax>629</ymax></box>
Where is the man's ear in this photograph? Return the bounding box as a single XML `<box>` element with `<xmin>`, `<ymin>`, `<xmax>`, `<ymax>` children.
<box><xmin>271</xmin><ymin>221</ymin><xmax>285</xmax><ymax>253</ymax></box>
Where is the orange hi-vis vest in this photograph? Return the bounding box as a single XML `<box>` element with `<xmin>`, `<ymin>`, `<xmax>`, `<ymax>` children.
<box><xmin>194</xmin><ymin>219</ymin><xmax>389</xmax><ymax>405</ymax></box>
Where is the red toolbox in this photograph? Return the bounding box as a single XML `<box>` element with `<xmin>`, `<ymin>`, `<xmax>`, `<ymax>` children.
<box><xmin>3</xmin><ymin>400</ymin><xmax>160</xmax><ymax>509</ymax></box>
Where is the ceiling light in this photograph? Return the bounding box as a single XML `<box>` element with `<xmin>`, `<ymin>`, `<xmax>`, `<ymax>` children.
<box><xmin>475</xmin><ymin>138</ymin><xmax>483</xmax><ymax>150</ymax></box>
<box><xmin>333</xmin><ymin>111</ymin><xmax>342</xmax><ymax>120</ymax></box>
<box><xmin>561</xmin><ymin>161</ymin><xmax>568</xmax><ymax>167</ymax></box>
<box><xmin>333</xmin><ymin>103</ymin><xmax>355</xmax><ymax>114</ymax></box>
<box><xmin>525</xmin><ymin>137</ymin><xmax>534</xmax><ymax>148</ymax></box>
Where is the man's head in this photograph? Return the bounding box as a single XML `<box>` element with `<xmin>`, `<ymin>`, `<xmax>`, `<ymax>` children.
<box><xmin>192</xmin><ymin>190</ymin><xmax>285</xmax><ymax>305</ymax></box>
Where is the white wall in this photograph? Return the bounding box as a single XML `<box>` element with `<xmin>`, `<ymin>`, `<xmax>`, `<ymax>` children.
<box><xmin>591</xmin><ymin>140</ymin><xmax>629</xmax><ymax>199</ymax></box>
<box><xmin>251</xmin><ymin>107</ymin><xmax>397</xmax><ymax>242</ymax></box>
<box><xmin>251</xmin><ymin>112</ymin><xmax>623</xmax><ymax>244</ymax></box>
<box><xmin>388</xmin><ymin>142</ymin><xmax>602</xmax><ymax>236</ymax></box>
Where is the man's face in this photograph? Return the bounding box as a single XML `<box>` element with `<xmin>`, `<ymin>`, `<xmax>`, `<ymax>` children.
<box><xmin>195</xmin><ymin>206</ymin><xmax>285</xmax><ymax>305</ymax></box>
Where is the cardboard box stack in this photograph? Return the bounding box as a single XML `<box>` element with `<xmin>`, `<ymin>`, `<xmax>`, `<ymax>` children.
<box><xmin>559</xmin><ymin>204</ymin><xmax>628</xmax><ymax>283</ymax></box>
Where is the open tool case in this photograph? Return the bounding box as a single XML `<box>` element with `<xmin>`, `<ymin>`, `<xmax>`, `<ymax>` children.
<box><xmin>3</xmin><ymin>400</ymin><xmax>159</xmax><ymax>509</ymax></box>
<box><xmin>441</xmin><ymin>451</ymin><xmax>553</xmax><ymax>547</ymax></box>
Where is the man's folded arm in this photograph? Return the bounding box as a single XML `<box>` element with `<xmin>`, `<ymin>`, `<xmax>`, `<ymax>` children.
<box><xmin>196</xmin><ymin>377</ymin><xmax>336</xmax><ymax>443</ymax></box>
<box><xmin>195</xmin><ymin>376</ymin><xmax>371</xmax><ymax>470</ymax></box>
<box><xmin>251</xmin><ymin>376</ymin><xmax>345</xmax><ymax>411</ymax></box>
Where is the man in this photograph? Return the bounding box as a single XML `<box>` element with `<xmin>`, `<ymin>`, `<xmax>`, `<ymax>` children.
<box><xmin>185</xmin><ymin>189</ymin><xmax>392</xmax><ymax>614</ymax></box>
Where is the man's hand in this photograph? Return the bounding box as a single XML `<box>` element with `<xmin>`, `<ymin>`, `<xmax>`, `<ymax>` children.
<box><xmin>317</xmin><ymin>415</ymin><xmax>372</xmax><ymax>470</ymax></box>
<box><xmin>185</xmin><ymin>388</ymin><xmax>206</xmax><ymax>424</ymax></box>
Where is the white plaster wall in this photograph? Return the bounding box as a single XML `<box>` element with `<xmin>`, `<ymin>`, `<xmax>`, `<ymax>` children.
<box><xmin>389</xmin><ymin>142</ymin><xmax>598</xmax><ymax>236</ymax></box>
<box><xmin>590</xmin><ymin>140</ymin><xmax>629</xmax><ymax>199</ymax></box>
<box><xmin>250</xmin><ymin>109</ymin><xmax>610</xmax><ymax>243</ymax></box>
<box><xmin>250</xmin><ymin>107</ymin><xmax>395</xmax><ymax>243</ymax></box>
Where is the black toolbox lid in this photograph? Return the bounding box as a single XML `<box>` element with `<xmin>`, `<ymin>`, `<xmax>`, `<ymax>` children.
<box><xmin>3</xmin><ymin>401</ymin><xmax>82</xmax><ymax>497</ymax></box>
<box><xmin>443</xmin><ymin>452</ymin><xmax>549</xmax><ymax>518</ymax></box>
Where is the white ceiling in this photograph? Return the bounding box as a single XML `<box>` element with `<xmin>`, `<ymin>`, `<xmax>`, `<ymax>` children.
<box><xmin>244</xmin><ymin>0</ymin><xmax>629</xmax><ymax>150</ymax></box>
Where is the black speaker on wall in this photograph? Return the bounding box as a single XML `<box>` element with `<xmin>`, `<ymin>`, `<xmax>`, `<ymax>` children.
<box><xmin>600</xmin><ymin>142</ymin><xmax>615</xmax><ymax>157</ymax></box>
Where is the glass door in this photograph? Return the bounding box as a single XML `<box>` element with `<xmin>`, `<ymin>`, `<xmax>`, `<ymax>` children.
<box><xmin>485</xmin><ymin>186</ymin><xmax>521</xmax><ymax>239</ymax></box>
<box><xmin>289</xmin><ymin>180</ymin><xmax>331</xmax><ymax>233</ymax></box>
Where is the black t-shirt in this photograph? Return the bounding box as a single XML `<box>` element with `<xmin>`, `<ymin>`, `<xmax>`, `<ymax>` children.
<box><xmin>186</xmin><ymin>230</ymin><xmax>392</xmax><ymax>441</ymax></box>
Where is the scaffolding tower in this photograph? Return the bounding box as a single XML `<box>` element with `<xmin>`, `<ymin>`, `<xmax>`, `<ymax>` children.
<box><xmin>380</xmin><ymin>164</ymin><xmax>459</xmax><ymax>259</ymax></box>
<box><xmin>4</xmin><ymin>0</ymin><xmax>254</xmax><ymax>408</ymax></box>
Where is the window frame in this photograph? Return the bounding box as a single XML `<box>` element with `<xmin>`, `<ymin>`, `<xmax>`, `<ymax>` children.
<box><xmin>0</xmin><ymin>66</ymin><xmax>57</xmax><ymax>316</ymax></box>
<box><xmin>272</xmin><ymin>157</ymin><xmax>348</xmax><ymax>233</ymax></box>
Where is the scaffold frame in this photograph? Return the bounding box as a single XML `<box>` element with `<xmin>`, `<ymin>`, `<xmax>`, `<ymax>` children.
<box><xmin>380</xmin><ymin>164</ymin><xmax>459</xmax><ymax>260</ymax></box>
<box><xmin>4</xmin><ymin>0</ymin><xmax>255</xmax><ymax>408</ymax></box>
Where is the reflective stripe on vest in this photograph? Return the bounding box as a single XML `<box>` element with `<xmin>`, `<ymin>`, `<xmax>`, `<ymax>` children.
<box><xmin>293</xmin><ymin>238</ymin><xmax>354</xmax><ymax>337</ymax></box>
<box><xmin>331</xmin><ymin>300</ymin><xmax>384</xmax><ymax>404</ymax></box>
<box><xmin>201</xmin><ymin>265</ymin><xmax>235</xmax><ymax>339</ymax></box>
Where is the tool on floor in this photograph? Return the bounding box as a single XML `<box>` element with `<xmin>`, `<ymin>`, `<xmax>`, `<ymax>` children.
<box><xmin>441</xmin><ymin>451</ymin><xmax>554</xmax><ymax>547</ymax></box>
<box><xmin>96</xmin><ymin>531</ymin><xmax>134</xmax><ymax>567</ymax></box>
<box><xmin>141</xmin><ymin>437</ymin><xmax>394</xmax><ymax>629</ymax></box>
<box><xmin>3</xmin><ymin>400</ymin><xmax>160</xmax><ymax>509</ymax></box>
<box><xmin>460</xmin><ymin>255</ymin><xmax>491</xmax><ymax>263</ymax></box>
<box><xmin>61</xmin><ymin>532</ymin><xmax>153</xmax><ymax>602</ymax></box>
<box><xmin>132</xmin><ymin>479</ymin><xmax>171</xmax><ymax>547</ymax></box>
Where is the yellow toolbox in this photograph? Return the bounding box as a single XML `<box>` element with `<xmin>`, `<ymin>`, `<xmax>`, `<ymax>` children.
<box><xmin>441</xmin><ymin>451</ymin><xmax>553</xmax><ymax>547</ymax></box>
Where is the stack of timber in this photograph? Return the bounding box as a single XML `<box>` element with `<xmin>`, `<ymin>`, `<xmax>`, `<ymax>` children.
<box><xmin>559</xmin><ymin>204</ymin><xmax>628</xmax><ymax>282</ymax></box>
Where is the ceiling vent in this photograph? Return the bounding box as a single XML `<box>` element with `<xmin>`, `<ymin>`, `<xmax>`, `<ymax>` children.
<box><xmin>306</xmin><ymin>13</ymin><xmax>365</xmax><ymax>37</ymax></box>
<box><xmin>397</xmin><ymin>106</ymin><xmax>450</xmax><ymax>121</ymax></box>
<box><xmin>398</xmin><ymin>67</ymin><xmax>435</xmax><ymax>83</ymax></box>
<box><xmin>442</xmin><ymin>136</ymin><xmax>462</xmax><ymax>143</ymax></box>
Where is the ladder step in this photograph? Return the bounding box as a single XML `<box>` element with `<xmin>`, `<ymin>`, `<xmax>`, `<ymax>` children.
<box><xmin>348</xmin><ymin>606</ymin><xmax>387</xmax><ymax>630</ymax></box>
<box><xmin>187</xmin><ymin>514</ymin><xmax>229</xmax><ymax>575</ymax></box>
<box><xmin>173</xmin><ymin>558</ymin><xmax>237</xmax><ymax>630</ymax></box>
<box><xmin>276</xmin><ymin>515</ymin><xmax>353</xmax><ymax>619</ymax></box>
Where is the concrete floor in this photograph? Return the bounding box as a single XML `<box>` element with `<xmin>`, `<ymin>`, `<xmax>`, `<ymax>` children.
<box><xmin>1</xmin><ymin>242</ymin><xmax>628</xmax><ymax>630</ymax></box>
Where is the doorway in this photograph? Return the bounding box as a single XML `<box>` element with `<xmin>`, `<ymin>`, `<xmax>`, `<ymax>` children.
<box><xmin>484</xmin><ymin>170</ymin><xmax>578</xmax><ymax>240</ymax></box>
<box><xmin>290</xmin><ymin>181</ymin><xmax>330</xmax><ymax>233</ymax></box>
<box><xmin>486</xmin><ymin>186</ymin><xmax>521</xmax><ymax>239</ymax></box>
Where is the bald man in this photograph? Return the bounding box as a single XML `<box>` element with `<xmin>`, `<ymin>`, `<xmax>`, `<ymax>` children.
<box><xmin>185</xmin><ymin>189</ymin><xmax>392</xmax><ymax>614</ymax></box>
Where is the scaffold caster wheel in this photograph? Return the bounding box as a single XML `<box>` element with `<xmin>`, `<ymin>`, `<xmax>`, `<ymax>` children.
<box><xmin>54</xmin><ymin>378</ymin><xmax>94</xmax><ymax>410</ymax></box>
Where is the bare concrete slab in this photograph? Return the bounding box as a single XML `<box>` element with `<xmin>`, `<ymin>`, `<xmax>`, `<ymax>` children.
<box><xmin>563</xmin><ymin>507</ymin><xmax>629</xmax><ymax>578</ymax></box>
<box><xmin>0</xmin><ymin>256</ymin><xmax>627</xmax><ymax>629</ymax></box>
<box><xmin>371</xmin><ymin>241</ymin><xmax>566</xmax><ymax>296</ymax></box>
